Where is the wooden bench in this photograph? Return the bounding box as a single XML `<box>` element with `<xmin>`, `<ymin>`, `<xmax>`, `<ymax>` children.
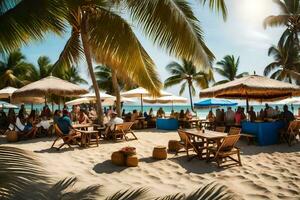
<box><xmin>240</xmin><ymin>133</ymin><xmax>256</xmax><ymax>145</ymax></box>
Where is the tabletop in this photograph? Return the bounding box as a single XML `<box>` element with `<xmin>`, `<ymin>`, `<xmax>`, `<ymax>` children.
<box><xmin>184</xmin><ymin>129</ymin><xmax>227</xmax><ymax>139</ymax></box>
<box><xmin>73</xmin><ymin>123</ymin><xmax>94</xmax><ymax>129</ymax></box>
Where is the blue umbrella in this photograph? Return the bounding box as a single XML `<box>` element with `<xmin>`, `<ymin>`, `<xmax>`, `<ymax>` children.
<box><xmin>194</xmin><ymin>99</ymin><xmax>237</xmax><ymax>109</ymax></box>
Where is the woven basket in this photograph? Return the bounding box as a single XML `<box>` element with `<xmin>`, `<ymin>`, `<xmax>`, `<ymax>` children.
<box><xmin>168</xmin><ymin>140</ymin><xmax>180</xmax><ymax>152</ymax></box>
<box><xmin>111</xmin><ymin>151</ymin><xmax>125</xmax><ymax>166</ymax></box>
<box><xmin>152</xmin><ymin>146</ymin><xmax>167</xmax><ymax>160</ymax></box>
<box><xmin>126</xmin><ymin>155</ymin><xmax>139</xmax><ymax>167</ymax></box>
<box><xmin>6</xmin><ymin>131</ymin><xmax>18</xmax><ymax>142</ymax></box>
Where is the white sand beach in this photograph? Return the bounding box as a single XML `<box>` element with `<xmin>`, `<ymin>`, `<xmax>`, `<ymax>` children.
<box><xmin>1</xmin><ymin>130</ymin><xmax>299</xmax><ymax>200</ymax></box>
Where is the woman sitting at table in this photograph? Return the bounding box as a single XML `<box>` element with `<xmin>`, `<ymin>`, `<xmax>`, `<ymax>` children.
<box><xmin>206</xmin><ymin>110</ymin><xmax>216</xmax><ymax>122</ymax></box>
<box><xmin>185</xmin><ymin>109</ymin><xmax>193</xmax><ymax>120</ymax></box>
<box><xmin>78</xmin><ymin>109</ymin><xmax>91</xmax><ymax>124</ymax></box>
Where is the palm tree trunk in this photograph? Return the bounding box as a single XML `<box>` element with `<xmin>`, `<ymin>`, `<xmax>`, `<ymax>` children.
<box><xmin>187</xmin><ymin>81</ymin><xmax>194</xmax><ymax>112</ymax></box>
<box><xmin>111</xmin><ymin>69</ymin><xmax>121</xmax><ymax>117</ymax></box>
<box><xmin>81</xmin><ymin>12</ymin><xmax>103</xmax><ymax>124</ymax></box>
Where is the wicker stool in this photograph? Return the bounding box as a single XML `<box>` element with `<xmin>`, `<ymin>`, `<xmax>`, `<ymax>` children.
<box><xmin>6</xmin><ymin>131</ymin><xmax>18</xmax><ymax>142</ymax></box>
<box><xmin>152</xmin><ymin>146</ymin><xmax>167</xmax><ymax>160</ymax></box>
<box><xmin>126</xmin><ymin>155</ymin><xmax>139</xmax><ymax>167</ymax></box>
<box><xmin>111</xmin><ymin>151</ymin><xmax>125</xmax><ymax>166</ymax></box>
<box><xmin>168</xmin><ymin>140</ymin><xmax>180</xmax><ymax>152</ymax></box>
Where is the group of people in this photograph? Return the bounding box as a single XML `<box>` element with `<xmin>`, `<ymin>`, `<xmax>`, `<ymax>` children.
<box><xmin>205</xmin><ymin>104</ymin><xmax>295</xmax><ymax>127</ymax></box>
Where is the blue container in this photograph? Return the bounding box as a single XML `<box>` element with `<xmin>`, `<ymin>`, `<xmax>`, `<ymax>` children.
<box><xmin>241</xmin><ymin>121</ymin><xmax>284</xmax><ymax>146</ymax></box>
<box><xmin>156</xmin><ymin>118</ymin><xmax>179</xmax><ymax>130</ymax></box>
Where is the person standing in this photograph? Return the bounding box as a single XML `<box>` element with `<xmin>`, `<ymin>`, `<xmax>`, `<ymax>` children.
<box><xmin>225</xmin><ymin>107</ymin><xmax>235</xmax><ymax>125</ymax></box>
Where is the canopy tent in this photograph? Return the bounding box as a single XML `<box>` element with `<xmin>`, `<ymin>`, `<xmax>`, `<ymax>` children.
<box><xmin>143</xmin><ymin>95</ymin><xmax>187</xmax><ymax>110</ymax></box>
<box><xmin>121</xmin><ymin>87</ymin><xmax>172</xmax><ymax>112</ymax></box>
<box><xmin>200</xmin><ymin>75</ymin><xmax>300</xmax><ymax>110</ymax></box>
<box><xmin>0</xmin><ymin>87</ymin><xmax>18</xmax><ymax>99</ymax></box>
<box><xmin>12</xmin><ymin>76</ymin><xmax>88</xmax><ymax>100</ymax></box>
<box><xmin>194</xmin><ymin>99</ymin><xmax>237</xmax><ymax>109</ymax></box>
<box><xmin>0</xmin><ymin>101</ymin><xmax>18</xmax><ymax>109</ymax></box>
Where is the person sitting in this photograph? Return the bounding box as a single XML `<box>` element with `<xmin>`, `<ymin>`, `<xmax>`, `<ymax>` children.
<box><xmin>215</xmin><ymin>108</ymin><xmax>223</xmax><ymax>125</ymax></box>
<box><xmin>41</xmin><ymin>105</ymin><xmax>51</xmax><ymax>119</ymax></box>
<box><xmin>88</xmin><ymin>107</ymin><xmax>97</xmax><ymax>121</ymax></box>
<box><xmin>78</xmin><ymin>109</ymin><xmax>91</xmax><ymax>124</ymax></box>
<box><xmin>265</xmin><ymin>103</ymin><xmax>275</xmax><ymax>118</ymax></box>
<box><xmin>105</xmin><ymin>111</ymin><xmax>124</xmax><ymax>138</ymax></box>
<box><xmin>156</xmin><ymin>107</ymin><xmax>165</xmax><ymax>118</ymax></box>
<box><xmin>247</xmin><ymin>106</ymin><xmax>256</xmax><ymax>122</ymax></box>
<box><xmin>274</xmin><ymin>105</ymin><xmax>280</xmax><ymax>118</ymax></box>
<box><xmin>122</xmin><ymin>109</ymin><xmax>126</xmax><ymax>117</ymax></box>
<box><xmin>234</xmin><ymin>107</ymin><xmax>242</xmax><ymax>125</ymax></box>
<box><xmin>53</xmin><ymin>110</ymin><xmax>62</xmax><ymax>124</ymax></box>
<box><xmin>170</xmin><ymin>110</ymin><xmax>176</xmax><ymax>118</ymax></box>
<box><xmin>148</xmin><ymin>108</ymin><xmax>154</xmax><ymax>117</ymax></box>
<box><xmin>19</xmin><ymin>104</ymin><xmax>28</xmax><ymax>119</ymax></box>
<box><xmin>7</xmin><ymin>108</ymin><xmax>16</xmax><ymax>125</ymax></box>
<box><xmin>185</xmin><ymin>109</ymin><xmax>193</xmax><ymax>120</ymax></box>
<box><xmin>11</xmin><ymin>111</ymin><xmax>38</xmax><ymax>139</ymax></box>
<box><xmin>57</xmin><ymin>110</ymin><xmax>78</xmax><ymax>136</ymax></box>
<box><xmin>206</xmin><ymin>110</ymin><xmax>216</xmax><ymax>122</ymax></box>
<box><xmin>36</xmin><ymin>116</ymin><xmax>52</xmax><ymax>136</ymax></box>
<box><xmin>0</xmin><ymin>109</ymin><xmax>8</xmax><ymax>132</ymax></box>
<box><xmin>131</xmin><ymin>110</ymin><xmax>140</xmax><ymax>128</ymax></box>
<box><xmin>225</xmin><ymin>107</ymin><xmax>235</xmax><ymax>125</ymax></box>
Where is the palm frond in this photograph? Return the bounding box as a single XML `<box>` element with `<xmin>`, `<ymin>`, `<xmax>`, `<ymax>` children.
<box><xmin>235</xmin><ymin>72</ymin><xmax>249</xmax><ymax>78</ymax></box>
<box><xmin>213</xmin><ymin>79</ymin><xmax>229</xmax><ymax>86</ymax></box>
<box><xmin>89</xmin><ymin>8</ymin><xmax>161</xmax><ymax>96</ymax></box>
<box><xmin>264</xmin><ymin>62</ymin><xmax>280</xmax><ymax>76</ymax></box>
<box><xmin>164</xmin><ymin>75</ymin><xmax>183</xmax><ymax>88</ymax></box>
<box><xmin>105</xmin><ymin>188</ymin><xmax>148</xmax><ymax>200</ymax></box>
<box><xmin>179</xmin><ymin>81</ymin><xmax>187</xmax><ymax>95</ymax></box>
<box><xmin>199</xmin><ymin>0</ymin><xmax>227</xmax><ymax>20</ymax></box>
<box><xmin>263</xmin><ymin>15</ymin><xmax>289</xmax><ymax>28</ymax></box>
<box><xmin>124</xmin><ymin>0</ymin><xmax>211</xmax><ymax>68</ymax></box>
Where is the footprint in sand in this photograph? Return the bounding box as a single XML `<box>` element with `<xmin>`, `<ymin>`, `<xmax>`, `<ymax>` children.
<box><xmin>261</xmin><ymin>173</ymin><xmax>278</xmax><ymax>181</ymax></box>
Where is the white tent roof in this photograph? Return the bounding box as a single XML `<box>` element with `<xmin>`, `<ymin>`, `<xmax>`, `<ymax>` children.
<box><xmin>121</xmin><ymin>87</ymin><xmax>172</xmax><ymax>98</ymax></box>
<box><xmin>144</xmin><ymin>95</ymin><xmax>187</xmax><ymax>104</ymax></box>
<box><xmin>276</xmin><ymin>97</ymin><xmax>300</xmax><ymax>105</ymax></box>
<box><xmin>0</xmin><ymin>87</ymin><xmax>18</xmax><ymax>98</ymax></box>
<box><xmin>81</xmin><ymin>92</ymin><xmax>114</xmax><ymax>99</ymax></box>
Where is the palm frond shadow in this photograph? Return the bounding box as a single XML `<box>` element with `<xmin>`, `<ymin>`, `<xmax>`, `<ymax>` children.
<box><xmin>1</xmin><ymin>146</ymin><xmax>235</xmax><ymax>200</ymax></box>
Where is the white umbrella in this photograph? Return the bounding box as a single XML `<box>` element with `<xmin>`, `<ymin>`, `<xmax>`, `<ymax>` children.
<box><xmin>65</xmin><ymin>97</ymin><xmax>96</xmax><ymax>106</ymax></box>
<box><xmin>121</xmin><ymin>87</ymin><xmax>172</xmax><ymax>112</ymax></box>
<box><xmin>144</xmin><ymin>95</ymin><xmax>187</xmax><ymax>110</ymax></box>
<box><xmin>0</xmin><ymin>86</ymin><xmax>18</xmax><ymax>99</ymax></box>
<box><xmin>277</xmin><ymin>97</ymin><xmax>300</xmax><ymax>105</ymax></box>
<box><xmin>0</xmin><ymin>101</ymin><xmax>18</xmax><ymax>109</ymax></box>
<box><xmin>81</xmin><ymin>92</ymin><xmax>114</xmax><ymax>99</ymax></box>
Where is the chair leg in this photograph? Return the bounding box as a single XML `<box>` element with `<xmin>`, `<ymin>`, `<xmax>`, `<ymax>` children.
<box><xmin>237</xmin><ymin>150</ymin><xmax>242</xmax><ymax>166</ymax></box>
<box><xmin>51</xmin><ymin>137</ymin><xmax>59</xmax><ymax>148</ymax></box>
<box><xmin>130</xmin><ymin>131</ymin><xmax>138</xmax><ymax>140</ymax></box>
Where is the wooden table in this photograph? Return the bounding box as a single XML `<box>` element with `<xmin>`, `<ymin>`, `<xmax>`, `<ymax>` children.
<box><xmin>187</xmin><ymin>119</ymin><xmax>202</xmax><ymax>128</ymax></box>
<box><xmin>76</xmin><ymin>129</ymin><xmax>99</xmax><ymax>147</ymax></box>
<box><xmin>73</xmin><ymin>123</ymin><xmax>94</xmax><ymax>129</ymax></box>
<box><xmin>184</xmin><ymin>129</ymin><xmax>227</xmax><ymax>160</ymax></box>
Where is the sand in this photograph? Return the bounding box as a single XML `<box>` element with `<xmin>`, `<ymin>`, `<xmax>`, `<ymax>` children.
<box><xmin>1</xmin><ymin>129</ymin><xmax>300</xmax><ymax>199</ymax></box>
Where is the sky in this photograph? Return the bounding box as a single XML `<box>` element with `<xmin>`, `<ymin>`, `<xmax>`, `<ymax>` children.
<box><xmin>21</xmin><ymin>0</ymin><xmax>285</xmax><ymax>101</ymax></box>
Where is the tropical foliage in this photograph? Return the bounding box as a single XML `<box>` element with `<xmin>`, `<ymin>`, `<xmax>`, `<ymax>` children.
<box><xmin>59</xmin><ymin>65</ymin><xmax>88</xmax><ymax>85</ymax></box>
<box><xmin>264</xmin><ymin>0</ymin><xmax>300</xmax><ymax>48</ymax></box>
<box><xmin>164</xmin><ymin>59</ymin><xmax>214</xmax><ymax>110</ymax></box>
<box><xmin>27</xmin><ymin>56</ymin><xmax>53</xmax><ymax>81</ymax></box>
<box><xmin>214</xmin><ymin>55</ymin><xmax>248</xmax><ymax>85</ymax></box>
<box><xmin>0</xmin><ymin>50</ymin><xmax>34</xmax><ymax>88</ymax></box>
<box><xmin>264</xmin><ymin>37</ymin><xmax>300</xmax><ymax>83</ymax></box>
<box><xmin>0</xmin><ymin>146</ymin><xmax>233</xmax><ymax>200</ymax></box>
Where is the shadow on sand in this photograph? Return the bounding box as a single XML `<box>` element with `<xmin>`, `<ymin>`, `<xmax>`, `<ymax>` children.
<box><xmin>93</xmin><ymin>160</ymin><xmax>127</xmax><ymax>174</ymax></box>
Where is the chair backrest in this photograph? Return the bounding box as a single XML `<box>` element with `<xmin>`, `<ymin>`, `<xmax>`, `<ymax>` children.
<box><xmin>177</xmin><ymin>129</ymin><xmax>190</xmax><ymax>145</ymax></box>
<box><xmin>228</xmin><ymin>127</ymin><xmax>241</xmax><ymax>135</ymax></box>
<box><xmin>54</xmin><ymin>124</ymin><xmax>64</xmax><ymax>137</ymax></box>
<box><xmin>115</xmin><ymin>122</ymin><xmax>134</xmax><ymax>132</ymax></box>
<box><xmin>218</xmin><ymin>134</ymin><xmax>240</xmax><ymax>152</ymax></box>
<box><xmin>288</xmin><ymin>120</ymin><xmax>300</xmax><ymax>132</ymax></box>
<box><xmin>215</xmin><ymin>126</ymin><xmax>226</xmax><ymax>133</ymax></box>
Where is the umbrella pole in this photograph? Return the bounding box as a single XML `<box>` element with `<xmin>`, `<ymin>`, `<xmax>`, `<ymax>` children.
<box><xmin>246</xmin><ymin>97</ymin><xmax>249</xmax><ymax>112</ymax></box>
<box><xmin>141</xmin><ymin>94</ymin><xmax>143</xmax><ymax>114</ymax></box>
<box><xmin>172</xmin><ymin>101</ymin><xmax>174</xmax><ymax>111</ymax></box>
<box><xmin>31</xmin><ymin>103</ymin><xmax>33</xmax><ymax>111</ymax></box>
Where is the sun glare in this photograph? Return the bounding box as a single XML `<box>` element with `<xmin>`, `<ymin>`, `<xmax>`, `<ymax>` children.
<box><xmin>239</xmin><ymin>0</ymin><xmax>270</xmax><ymax>25</ymax></box>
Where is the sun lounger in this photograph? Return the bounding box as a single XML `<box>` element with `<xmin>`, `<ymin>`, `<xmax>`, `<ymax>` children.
<box><xmin>207</xmin><ymin>134</ymin><xmax>242</xmax><ymax>167</ymax></box>
<box><xmin>51</xmin><ymin>124</ymin><xmax>81</xmax><ymax>150</ymax></box>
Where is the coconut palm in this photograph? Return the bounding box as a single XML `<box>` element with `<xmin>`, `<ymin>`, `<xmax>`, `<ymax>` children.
<box><xmin>264</xmin><ymin>0</ymin><xmax>300</xmax><ymax>48</ymax></box>
<box><xmin>54</xmin><ymin>0</ymin><xmax>228</xmax><ymax>124</ymax></box>
<box><xmin>264</xmin><ymin>38</ymin><xmax>300</xmax><ymax>83</ymax></box>
<box><xmin>0</xmin><ymin>0</ymin><xmax>66</xmax><ymax>53</ymax></box>
<box><xmin>0</xmin><ymin>146</ymin><xmax>233</xmax><ymax>200</ymax></box>
<box><xmin>214</xmin><ymin>55</ymin><xmax>248</xmax><ymax>85</ymax></box>
<box><xmin>27</xmin><ymin>56</ymin><xmax>53</xmax><ymax>82</ymax></box>
<box><xmin>164</xmin><ymin>60</ymin><xmax>214</xmax><ymax>111</ymax></box>
<box><xmin>0</xmin><ymin>50</ymin><xmax>35</xmax><ymax>89</ymax></box>
<box><xmin>60</xmin><ymin>65</ymin><xmax>88</xmax><ymax>85</ymax></box>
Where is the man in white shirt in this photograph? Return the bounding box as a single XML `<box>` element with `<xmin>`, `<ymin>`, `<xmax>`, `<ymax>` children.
<box><xmin>106</xmin><ymin>111</ymin><xmax>124</xmax><ymax>131</ymax></box>
<box><xmin>225</xmin><ymin>107</ymin><xmax>235</xmax><ymax>125</ymax></box>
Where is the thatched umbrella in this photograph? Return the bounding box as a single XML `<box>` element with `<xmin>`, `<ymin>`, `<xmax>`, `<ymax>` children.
<box><xmin>200</xmin><ymin>75</ymin><xmax>300</xmax><ymax>111</ymax></box>
<box><xmin>12</xmin><ymin>76</ymin><xmax>88</xmax><ymax>101</ymax></box>
<box><xmin>0</xmin><ymin>87</ymin><xmax>18</xmax><ymax>99</ymax></box>
<box><xmin>144</xmin><ymin>95</ymin><xmax>187</xmax><ymax>110</ymax></box>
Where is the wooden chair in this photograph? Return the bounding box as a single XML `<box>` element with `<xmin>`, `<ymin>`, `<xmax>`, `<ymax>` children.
<box><xmin>51</xmin><ymin>124</ymin><xmax>81</xmax><ymax>150</ymax></box>
<box><xmin>176</xmin><ymin>130</ymin><xmax>205</xmax><ymax>160</ymax></box>
<box><xmin>112</xmin><ymin>122</ymin><xmax>137</xmax><ymax>141</ymax></box>
<box><xmin>215</xmin><ymin>126</ymin><xmax>226</xmax><ymax>133</ymax></box>
<box><xmin>228</xmin><ymin>127</ymin><xmax>241</xmax><ymax>135</ymax></box>
<box><xmin>281</xmin><ymin>120</ymin><xmax>300</xmax><ymax>146</ymax></box>
<box><xmin>207</xmin><ymin>134</ymin><xmax>242</xmax><ymax>167</ymax></box>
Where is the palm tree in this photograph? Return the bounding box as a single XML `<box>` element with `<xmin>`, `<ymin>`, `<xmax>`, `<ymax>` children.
<box><xmin>60</xmin><ymin>65</ymin><xmax>88</xmax><ymax>85</ymax></box>
<box><xmin>264</xmin><ymin>0</ymin><xmax>300</xmax><ymax>49</ymax></box>
<box><xmin>0</xmin><ymin>146</ymin><xmax>233</xmax><ymax>200</ymax></box>
<box><xmin>214</xmin><ymin>55</ymin><xmax>248</xmax><ymax>85</ymax></box>
<box><xmin>264</xmin><ymin>38</ymin><xmax>300</xmax><ymax>83</ymax></box>
<box><xmin>164</xmin><ymin>60</ymin><xmax>214</xmax><ymax>111</ymax></box>
<box><xmin>27</xmin><ymin>56</ymin><xmax>53</xmax><ymax>82</ymax></box>
<box><xmin>94</xmin><ymin>65</ymin><xmax>136</xmax><ymax>116</ymax></box>
<box><xmin>0</xmin><ymin>50</ymin><xmax>35</xmax><ymax>89</ymax></box>
<box><xmin>0</xmin><ymin>0</ymin><xmax>66</xmax><ymax>53</ymax></box>
<box><xmin>54</xmin><ymin>0</ymin><xmax>227</xmax><ymax>124</ymax></box>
